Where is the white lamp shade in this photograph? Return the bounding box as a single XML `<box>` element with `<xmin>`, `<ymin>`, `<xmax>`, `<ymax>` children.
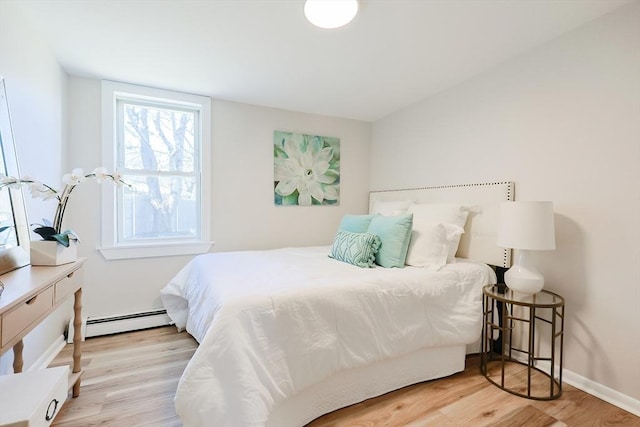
<box><xmin>304</xmin><ymin>0</ymin><xmax>359</xmax><ymax>29</ymax></box>
<box><xmin>497</xmin><ymin>201</ymin><xmax>556</xmax><ymax>250</ymax></box>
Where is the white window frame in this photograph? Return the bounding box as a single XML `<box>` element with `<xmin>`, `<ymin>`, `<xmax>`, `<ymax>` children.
<box><xmin>99</xmin><ymin>80</ymin><xmax>213</xmax><ymax>260</ymax></box>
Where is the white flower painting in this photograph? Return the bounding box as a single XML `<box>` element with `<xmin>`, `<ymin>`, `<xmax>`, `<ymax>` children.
<box><xmin>274</xmin><ymin>131</ymin><xmax>340</xmax><ymax>206</ymax></box>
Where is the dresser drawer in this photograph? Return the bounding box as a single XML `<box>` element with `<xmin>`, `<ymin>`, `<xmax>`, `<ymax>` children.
<box><xmin>54</xmin><ymin>268</ymin><xmax>82</xmax><ymax>304</ymax></box>
<box><xmin>1</xmin><ymin>286</ymin><xmax>54</xmax><ymax>347</ymax></box>
<box><xmin>0</xmin><ymin>366</ymin><xmax>69</xmax><ymax>427</ymax></box>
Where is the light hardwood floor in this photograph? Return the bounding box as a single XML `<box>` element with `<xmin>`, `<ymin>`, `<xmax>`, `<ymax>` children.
<box><xmin>50</xmin><ymin>326</ymin><xmax>639</xmax><ymax>426</ymax></box>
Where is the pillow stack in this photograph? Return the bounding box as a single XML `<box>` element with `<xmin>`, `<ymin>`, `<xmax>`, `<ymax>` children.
<box><xmin>330</xmin><ymin>211</ymin><xmax>413</xmax><ymax>268</ymax></box>
<box><xmin>330</xmin><ymin>201</ymin><xmax>472</xmax><ymax>270</ymax></box>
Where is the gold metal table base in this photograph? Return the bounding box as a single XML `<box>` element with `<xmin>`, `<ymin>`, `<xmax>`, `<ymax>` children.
<box><xmin>481</xmin><ymin>285</ymin><xmax>565</xmax><ymax>400</ymax></box>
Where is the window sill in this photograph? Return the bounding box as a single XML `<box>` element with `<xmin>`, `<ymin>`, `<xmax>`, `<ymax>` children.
<box><xmin>98</xmin><ymin>241</ymin><xmax>215</xmax><ymax>260</ymax></box>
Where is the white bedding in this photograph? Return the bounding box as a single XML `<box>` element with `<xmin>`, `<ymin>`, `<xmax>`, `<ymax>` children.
<box><xmin>161</xmin><ymin>246</ymin><xmax>495</xmax><ymax>427</ymax></box>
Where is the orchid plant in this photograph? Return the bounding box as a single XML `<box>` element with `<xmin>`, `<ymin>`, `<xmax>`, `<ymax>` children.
<box><xmin>0</xmin><ymin>167</ymin><xmax>129</xmax><ymax>247</ymax></box>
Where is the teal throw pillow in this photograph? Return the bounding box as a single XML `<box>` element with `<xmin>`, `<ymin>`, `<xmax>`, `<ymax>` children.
<box><xmin>367</xmin><ymin>213</ymin><xmax>413</xmax><ymax>268</ymax></box>
<box><xmin>329</xmin><ymin>231</ymin><xmax>381</xmax><ymax>268</ymax></box>
<box><xmin>338</xmin><ymin>214</ymin><xmax>375</xmax><ymax>233</ymax></box>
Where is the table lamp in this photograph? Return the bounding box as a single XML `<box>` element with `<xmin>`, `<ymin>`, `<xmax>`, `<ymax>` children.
<box><xmin>497</xmin><ymin>201</ymin><xmax>556</xmax><ymax>293</ymax></box>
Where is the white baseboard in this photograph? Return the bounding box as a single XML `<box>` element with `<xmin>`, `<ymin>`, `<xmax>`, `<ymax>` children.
<box><xmin>563</xmin><ymin>369</ymin><xmax>640</xmax><ymax>417</ymax></box>
<box><xmin>28</xmin><ymin>335</ymin><xmax>66</xmax><ymax>371</ymax></box>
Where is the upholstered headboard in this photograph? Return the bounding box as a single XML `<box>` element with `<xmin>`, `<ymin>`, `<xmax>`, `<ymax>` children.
<box><xmin>369</xmin><ymin>181</ymin><xmax>514</xmax><ymax>268</ymax></box>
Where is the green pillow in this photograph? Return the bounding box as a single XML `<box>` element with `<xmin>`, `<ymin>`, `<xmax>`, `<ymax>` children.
<box><xmin>338</xmin><ymin>214</ymin><xmax>375</xmax><ymax>233</ymax></box>
<box><xmin>329</xmin><ymin>231</ymin><xmax>381</xmax><ymax>268</ymax></box>
<box><xmin>367</xmin><ymin>213</ymin><xmax>413</xmax><ymax>268</ymax></box>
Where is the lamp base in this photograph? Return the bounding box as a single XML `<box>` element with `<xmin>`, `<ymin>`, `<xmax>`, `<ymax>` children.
<box><xmin>504</xmin><ymin>264</ymin><xmax>544</xmax><ymax>294</ymax></box>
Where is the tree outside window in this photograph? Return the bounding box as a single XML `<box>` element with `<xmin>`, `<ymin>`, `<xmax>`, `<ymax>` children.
<box><xmin>119</xmin><ymin>100</ymin><xmax>199</xmax><ymax>242</ymax></box>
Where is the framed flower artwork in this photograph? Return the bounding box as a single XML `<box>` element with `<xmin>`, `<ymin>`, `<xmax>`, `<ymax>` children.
<box><xmin>273</xmin><ymin>131</ymin><xmax>340</xmax><ymax>206</ymax></box>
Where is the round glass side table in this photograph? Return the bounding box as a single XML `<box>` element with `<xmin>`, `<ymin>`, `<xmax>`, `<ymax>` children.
<box><xmin>481</xmin><ymin>284</ymin><xmax>565</xmax><ymax>400</ymax></box>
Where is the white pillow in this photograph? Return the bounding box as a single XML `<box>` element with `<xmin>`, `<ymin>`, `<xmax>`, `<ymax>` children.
<box><xmin>405</xmin><ymin>219</ymin><xmax>448</xmax><ymax>270</ymax></box>
<box><xmin>442</xmin><ymin>223</ymin><xmax>466</xmax><ymax>262</ymax></box>
<box><xmin>371</xmin><ymin>199</ymin><xmax>411</xmax><ymax>216</ymax></box>
<box><xmin>408</xmin><ymin>203</ymin><xmax>471</xmax><ymax>261</ymax></box>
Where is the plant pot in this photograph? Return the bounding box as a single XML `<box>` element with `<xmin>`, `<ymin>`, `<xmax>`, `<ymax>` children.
<box><xmin>30</xmin><ymin>240</ymin><xmax>77</xmax><ymax>266</ymax></box>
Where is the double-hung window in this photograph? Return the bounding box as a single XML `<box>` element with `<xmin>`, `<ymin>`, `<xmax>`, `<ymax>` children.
<box><xmin>100</xmin><ymin>81</ymin><xmax>212</xmax><ymax>259</ymax></box>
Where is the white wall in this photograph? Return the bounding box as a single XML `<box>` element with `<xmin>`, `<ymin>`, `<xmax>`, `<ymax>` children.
<box><xmin>209</xmin><ymin>99</ymin><xmax>371</xmax><ymax>252</ymax></box>
<box><xmin>372</xmin><ymin>2</ymin><xmax>640</xmax><ymax>406</ymax></box>
<box><xmin>65</xmin><ymin>76</ymin><xmax>371</xmax><ymax>318</ymax></box>
<box><xmin>0</xmin><ymin>2</ymin><xmax>68</xmax><ymax>373</ymax></box>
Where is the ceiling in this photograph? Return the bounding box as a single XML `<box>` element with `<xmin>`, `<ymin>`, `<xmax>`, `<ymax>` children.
<box><xmin>15</xmin><ymin>0</ymin><xmax>630</xmax><ymax>122</ymax></box>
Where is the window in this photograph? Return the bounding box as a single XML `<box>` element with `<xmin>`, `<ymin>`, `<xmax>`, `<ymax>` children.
<box><xmin>100</xmin><ymin>81</ymin><xmax>212</xmax><ymax>259</ymax></box>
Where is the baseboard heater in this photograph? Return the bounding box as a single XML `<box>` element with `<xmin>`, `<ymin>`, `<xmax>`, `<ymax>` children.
<box><xmin>67</xmin><ymin>309</ymin><xmax>173</xmax><ymax>343</ymax></box>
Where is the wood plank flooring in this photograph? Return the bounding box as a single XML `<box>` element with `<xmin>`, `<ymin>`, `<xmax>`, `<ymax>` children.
<box><xmin>49</xmin><ymin>326</ymin><xmax>639</xmax><ymax>426</ymax></box>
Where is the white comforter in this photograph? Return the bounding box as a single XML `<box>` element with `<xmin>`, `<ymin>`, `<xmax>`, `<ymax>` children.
<box><xmin>161</xmin><ymin>246</ymin><xmax>495</xmax><ymax>427</ymax></box>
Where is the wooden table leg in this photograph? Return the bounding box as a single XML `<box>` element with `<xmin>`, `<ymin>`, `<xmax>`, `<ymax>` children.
<box><xmin>72</xmin><ymin>288</ymin><xmax>83</xmax><ymax>397</ymax></box>
<box><xmin>12</xmin><ymin>339</ymin><xmax>24</xmax><ymax>373</ymax></box>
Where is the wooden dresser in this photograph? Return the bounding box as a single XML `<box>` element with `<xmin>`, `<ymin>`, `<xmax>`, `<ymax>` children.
<box><xmin>0</xmin><ymin>259</ymin><xmax>85</xmax><ymax>397</ymax></box>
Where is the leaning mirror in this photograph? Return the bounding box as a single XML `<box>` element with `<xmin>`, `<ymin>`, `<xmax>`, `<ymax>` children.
<box><xmin>0</xmin><ymin>76</ymin><xmax>30</xmax><ymax>275</ymax></box>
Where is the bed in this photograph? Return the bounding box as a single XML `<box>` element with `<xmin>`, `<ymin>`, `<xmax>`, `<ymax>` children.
<box><xmin>161</xmin><ymin>181</ymin><xmax>514</xmax><ymax>427</ymax></box>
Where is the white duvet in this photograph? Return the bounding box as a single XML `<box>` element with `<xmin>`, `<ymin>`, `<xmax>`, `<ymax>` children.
<box><xmin>161</xmin><ymin>246</ymin><xmax>495</xmax><ymax>427</ymax></box>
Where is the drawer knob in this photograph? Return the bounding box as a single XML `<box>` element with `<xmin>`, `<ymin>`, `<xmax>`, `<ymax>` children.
<box><xmin>45</xmin><ymin>398</ymin><xmax>59</xmax><ymax>421</ymax></box>
<box><xmin>26</xmin><ymin>295</ymin><xmax>38</xmax><ymax>305</ymax></box>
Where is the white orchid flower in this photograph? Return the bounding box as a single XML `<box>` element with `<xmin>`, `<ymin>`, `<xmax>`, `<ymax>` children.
<box><xmin>62</xmin><ymin>168</ymin><xmax>86</xmax><ymax>186</ymax></box>
<box><xmin>26</xmin><ymin>180</ymin><xmax>57</xmax><ymax>200</ymax></box>
<box><xmin>274</xmin><ymin>134</ymin><xmax>339</xmax><ymax>206</ymax></box>
<box><xmin>0</xmin><ymin>174</ymin><xmax>22</xmax><ymax>189</ymax></box>
<box><xmin>111</xmin><ymin>171</ymin><xmax>127</xmax><ymax>186</ymax></box>
<box><xmin>92</xmin><ymin>167</ymin><xmax>109</xmax><ymax>183</ymax></box>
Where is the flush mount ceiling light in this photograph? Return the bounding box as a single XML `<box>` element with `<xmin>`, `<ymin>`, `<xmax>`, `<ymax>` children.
<box><xmin>304</xmin><ymin>0</ymin><xmax>359</xmax><ymax>29</ymax></box>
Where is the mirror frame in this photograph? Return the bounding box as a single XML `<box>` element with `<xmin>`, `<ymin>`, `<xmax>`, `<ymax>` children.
<box><xmin>0</xmin><ymin>76</ymin><xmax>30</xmax><ymax>276</ymax></box>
